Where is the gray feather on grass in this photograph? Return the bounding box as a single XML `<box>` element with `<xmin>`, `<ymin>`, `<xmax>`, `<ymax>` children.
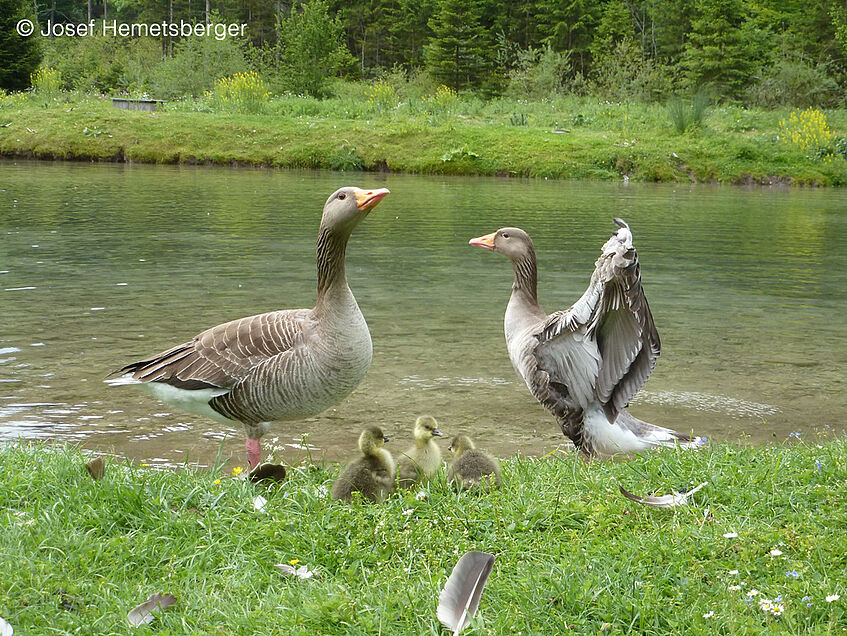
<box><xmin>437</xmin><ymin>551</ymin><xmax>495</xmax><ymax>635</ymax></box>
<box><xmin>127</xmin><ymin>593</ymin><xmax>176</xmax><ymax>628</ymax></box>
<box><xmin>619</xmin><ymin>482</ymin><xmax>707</xmax><ymax>508</ymax></box>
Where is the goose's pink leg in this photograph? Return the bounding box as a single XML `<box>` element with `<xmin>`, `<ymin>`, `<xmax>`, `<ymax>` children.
<box><xmin>246</xmin><ymin>438</ymin><xmax>261</xmax><ymax>469</ymax></box>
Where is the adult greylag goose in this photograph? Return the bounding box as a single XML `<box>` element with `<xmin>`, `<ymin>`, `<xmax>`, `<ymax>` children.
<box><xmin>107</xmin><ymin>186</ymin><xmax>389</xmax><ymax>468</ymax></box>
<box><xmin>469</xmin><ymin>219</ymin><xmax>699</xmax><ymax>457</ymax></box>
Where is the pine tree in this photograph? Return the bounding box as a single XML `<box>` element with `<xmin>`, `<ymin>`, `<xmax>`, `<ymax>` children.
<box><xmin>384</xmin><ymin>0</ymin><xmax>435</xmax><ymax>68</ymax></box>
<box><xmin>682</xmin><ymin>0</ymin><xmax>762</xmax><ymax>100</ymax></box>
<box><xmin>534</xmin><ymin>0</ymin><xmax>598</xmax><ymax>73</ymax></box>
<box><xmin>0</xmin><ymin>0</ymin><xmax>41</xmax><ymax>91</ymax></box>
<box><xmin>426</xmin><ymin>0</ymin><xmax>492</xmax><ymax>92</ymax></box>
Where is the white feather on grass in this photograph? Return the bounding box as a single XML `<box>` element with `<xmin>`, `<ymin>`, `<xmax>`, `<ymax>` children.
<box><xmin>619</xmin><ymin>482</ymin><xmax>707</xmax><ymax>508</ymax></box>
<box><xmin>437</xmin><ymin>551</ymin><xmax>495</xmax><ymax>635</ymax></box>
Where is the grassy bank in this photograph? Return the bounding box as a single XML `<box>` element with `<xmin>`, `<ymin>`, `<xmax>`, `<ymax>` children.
<box><xmin>2</xmin><ymin>90</ymin><xmax>847</xmax><ymax>185</ymax></box>
<box><xmin>1</xmin><ymin>439</ymin><xmax>845</xmax><ymax>634</ymax></box>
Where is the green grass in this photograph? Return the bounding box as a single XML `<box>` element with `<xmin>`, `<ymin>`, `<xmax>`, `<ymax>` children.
<box><xmin>1</xmin><ymin>439</ymin><xmax>845</xmax><ymax>634</ymax></box>
<box><xmin>2</xmin><ymin>88</ymin><xmax>847</xmax><ymax>185</ymax></box>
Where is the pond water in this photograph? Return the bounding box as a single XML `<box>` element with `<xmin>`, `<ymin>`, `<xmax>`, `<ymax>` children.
<box><xmin>1</xmin><ymin>160</ymin><xmax>845</xmax><ymax>468</ymax></box>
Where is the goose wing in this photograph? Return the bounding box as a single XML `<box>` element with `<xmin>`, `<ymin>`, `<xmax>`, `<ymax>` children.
<box><xmin>533</xmin><ymin>219</ymin><xmax>660</xmax><ymax>423</ymax></box>
<box><xmin>111</xmin><ymin>309</ymin><xmax>312</xmax><ymax>391</ymax></box>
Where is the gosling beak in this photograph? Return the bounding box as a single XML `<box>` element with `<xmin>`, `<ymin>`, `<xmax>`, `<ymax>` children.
<box><xmin>383</xmin><ymin>435</ymin><xmax>390</xmax><ymax>443</ymax></box>
<box><xmin>469</xmin><ymin>231</ymin><xmax>496</xmax><ymax>250</ymax></box>
<box><xmin>355</xmin><ymin>187</ymin><xmax>390</xmax><ymax>211</ymax></box>
<box><xmin>432</xmin><ymin>429</ymin><xmax>443</xmax><ymax>437</ymax></box>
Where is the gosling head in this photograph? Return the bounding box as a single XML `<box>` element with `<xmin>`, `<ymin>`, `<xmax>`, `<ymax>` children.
<box><xmin>448</xmin><ymin>435</ymin><xmax>475</xmax><ymax>457</ymax></box>
<box><xmin>413</xmin><ymin>415</ymin><xmax>442</xmax><ymax>442</ymax></box>
<box><xmin>322</xmin><ymin>186</ymin><xmax>390</xmax><ymax>234</ymax></box>
<box><xmin>359</xmin><ymin>426</ymin><xmax>390</xmax><ymax>455</ymax></box>
<box><xmin>468</xmin><ymin>227</ymin><xmax>534</xmax><ymax>262</ymax></box>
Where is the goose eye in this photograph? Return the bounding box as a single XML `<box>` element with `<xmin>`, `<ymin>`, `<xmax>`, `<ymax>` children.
<box><xmin>337</xmin><ymin>192</ymin><xmax>346</xmax><ymax>200</ymax></box>
<box><xmin>502</xmin><ymin>233</ymin><xmax>510</xmax><ymax>239</ymax></box>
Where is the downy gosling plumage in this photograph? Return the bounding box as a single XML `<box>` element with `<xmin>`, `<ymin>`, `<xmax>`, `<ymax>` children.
<box><xmin>447</xmin><ymin>435</ymin><xmax>502</xmax><ymax>490</ymax></box>
<box><xmin>396</xmin><ymin>415</ymin><xmax>443</xmax><ymax>488</ymax></box>
<box><xmin>331</xmin><ymin>426</ymin><xmax>395</xmax><ymax>502</ymax></box>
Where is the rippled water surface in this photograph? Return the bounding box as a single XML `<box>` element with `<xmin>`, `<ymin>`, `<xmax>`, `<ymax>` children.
<box><xmin>1</xmin><ymin>160</ymin><xmax>845</xmax><ymax>467</ymax></box>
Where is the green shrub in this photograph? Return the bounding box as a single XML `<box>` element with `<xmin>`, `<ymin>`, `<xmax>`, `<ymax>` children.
<box><xmin>152</xmin><ymin>33</ymin><xmax>246</xmax><ymax>99</ymax></box>
<box><xmin>746</xmin><ymin>58</ymin><xmax>840</xmax><ymax>108</ymax></box>
<box><xmin>507</xmin><ymin>44</ymin><xmax>570</xmax><ymax>99</ymax></box>
<box><xmin>592</xmin><ymin>38</ymin><xmax>673</xmax><ymax>102</ymax></box>
<box><xmin>41</xmin><ymin>35</ymin><xmax>160</xmax><ymax>94</ymax></box>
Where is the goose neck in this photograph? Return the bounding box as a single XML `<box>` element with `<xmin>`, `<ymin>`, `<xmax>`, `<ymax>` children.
<box><xmin>315</xmin><ymin>225</ymin><xmax>352</xmax><ymax>307</ymax></box>
<box><xmin>511</xmin><ymin>253</ymin><xmax>539</xmax><ymax>305</ymax></box>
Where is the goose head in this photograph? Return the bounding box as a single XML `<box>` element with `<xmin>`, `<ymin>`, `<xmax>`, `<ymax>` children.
<box><xmin>413</xmin><ymin>415</ymin><xmax>443</xmax><ymax>442</ymax></box>
<box><xmin>322</xmin><ymin>187</ymin><xmax>390</xmax><ymax>234</ymax></box>
<box><xmin>468</xmin><ymin>227</ymin><xmax>534</xmax><ymax>262</ymax></box>
<box><xmin>359</xmin><ymin>425</ymin><xmax>390</xmax><ymax>456</ymax></box>
<box><xmin>448</xmin><ymin>435</ymin><xmax>475</xmax><ymax>457</ymax></box>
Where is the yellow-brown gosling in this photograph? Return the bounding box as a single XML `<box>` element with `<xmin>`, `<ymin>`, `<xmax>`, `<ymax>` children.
<box><xmin>396</xmin><ymin>415</ymin><xmax>443</xmax><ymax>488</ymax></box>
<box><xmin>446</xmin><ymin>435</ymin><xmax>502</xmax><ymax>490</ymax></box>
<box><xmin>331</xmin><ymin>426</ymin><xmax>395</xmax><ymax>502</ymax></box>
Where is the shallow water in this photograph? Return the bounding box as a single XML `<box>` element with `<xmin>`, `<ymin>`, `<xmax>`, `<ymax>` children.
<box><xmin>1</xmin><ymin>160</ymin><xmax>845</xmax><ymax>467</ymax></box>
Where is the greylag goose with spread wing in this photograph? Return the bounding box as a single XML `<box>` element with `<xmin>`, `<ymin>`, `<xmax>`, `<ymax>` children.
<box><xmin>469</xmin><ymin>219</ymin><xmax>699</xmax><ymax>456</ymax></box>
<box><xmin>107</xmin><ymin>186</ymin><xmax>389</xmax><ymax>468</ymax></box>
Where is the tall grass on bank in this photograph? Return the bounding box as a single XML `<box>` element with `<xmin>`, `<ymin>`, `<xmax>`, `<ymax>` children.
<box><xmin>1</xmin><ymin>439</ymin><xmax>845</xmax><ymax>634</ymax></box>
<box><xmin>667</xmin><ymin>92</ymin><xmax>709</xmax><ymax>133</ymax></box>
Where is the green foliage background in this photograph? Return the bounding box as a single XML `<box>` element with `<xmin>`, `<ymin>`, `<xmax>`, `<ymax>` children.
<box><xmin>2</xmin><ymin>0</ymin><xmax>845</xmax><ymax>106</ymax></box>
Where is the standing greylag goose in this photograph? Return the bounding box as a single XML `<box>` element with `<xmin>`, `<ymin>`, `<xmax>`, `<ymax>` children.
<box><xmin>107</xmin><ymin>186</ymin><xmax>389</xmax><ymax>468</ymax></box>
<box><xmin>469</xmin><ymin>219</ymin><xmax>699</xmax><ymax>456</ymax></box>
<box><xmin>331</xmin><ymin>426</ymin><xmax>395</xmax><ymax>502</ymax></box>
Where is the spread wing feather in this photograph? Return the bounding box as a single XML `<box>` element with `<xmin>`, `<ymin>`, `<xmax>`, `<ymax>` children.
<box><xmin>533</xmin><ymin>219</ymin><xmax>660</xmax><ymax>423</ymax></box>
<box><xmin>111</xmin><ymin>309</ymin><xmax>311</xmax><ymax>391</ymax></box>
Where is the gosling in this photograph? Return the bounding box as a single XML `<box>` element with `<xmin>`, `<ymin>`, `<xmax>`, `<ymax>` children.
<box><xmin>396</xmin><ymin>415</ymin><xmax>443</xmax><ymax>488</ymax></box>
<box><xmin>331</xmin><ymin>426</ymin><xmax>395</xmax><ymax>502</ymax></box>
<box><xmin>447</xmin><ymin>435</ymin><xmax>502</xmax><ymax>490</ymax></box>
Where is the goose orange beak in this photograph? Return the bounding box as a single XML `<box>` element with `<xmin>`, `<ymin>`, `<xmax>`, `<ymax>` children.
<box><xmin>355</xmin><ymin>188</ymin><xmax>390</xmax><ymax>210</ymax></box>
<box><xmin>469</xmin><ymin>232</ymin><xmax>496</xmax><ymax>250</ymax></box>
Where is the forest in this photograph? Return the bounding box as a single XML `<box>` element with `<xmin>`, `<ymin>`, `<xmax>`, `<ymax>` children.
<box><xmin>2</xmin><ymin>0</ymin><xmax>846</xmax><ymax>106</ymax></box>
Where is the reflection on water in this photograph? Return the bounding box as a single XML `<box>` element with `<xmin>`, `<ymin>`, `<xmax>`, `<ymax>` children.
<box><xmin>1</xmin><ymin>160</ymin><xmax>845</xmax><ymax>467</ymax></box>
